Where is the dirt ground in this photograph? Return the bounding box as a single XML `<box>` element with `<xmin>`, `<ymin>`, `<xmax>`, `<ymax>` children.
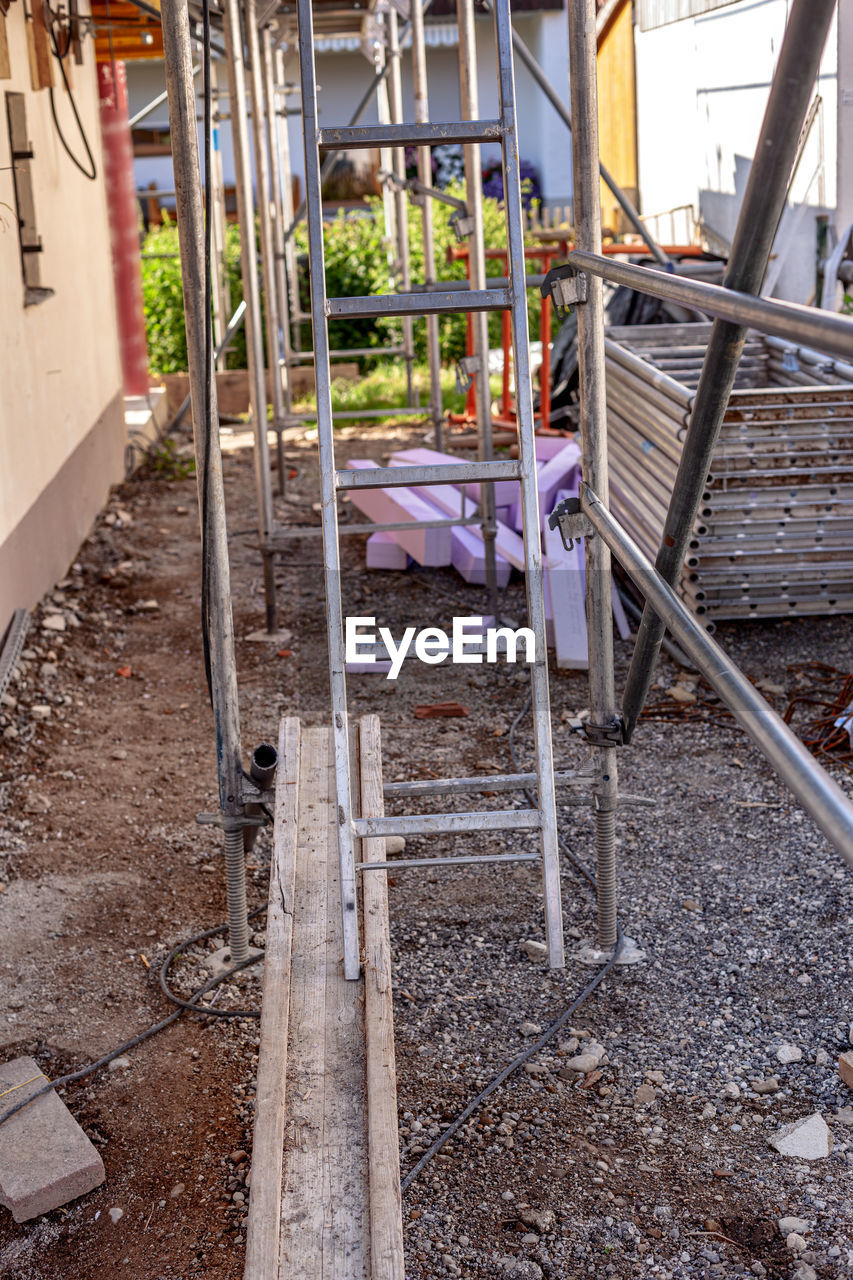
<box><xmin>1</xmin><ymin>418</ymin><xmax>853</xmax><ymax>1280</ymax></box>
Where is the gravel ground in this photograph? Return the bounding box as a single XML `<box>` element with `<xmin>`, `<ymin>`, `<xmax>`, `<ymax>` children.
<box><xmin>1</xmin><ymin>421</ymin><xmax>853</xmax><ymax>1279</ymax></box>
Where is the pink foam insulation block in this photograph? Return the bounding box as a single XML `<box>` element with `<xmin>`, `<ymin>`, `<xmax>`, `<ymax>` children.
<box><xmin>450</xmin><ymin>524</ymin><xmax>512</xmax><ymax>588</ymax></box>
<box><xmin>544</xmin><ymin>484</ymin><xmax>588</xmax><ymax>669</ymax></box>
<box><xmin>346</xmin><ymin>460</ymin><xmax>452</xmax><ymax>566</ymax></box>
<box><xmin>366</xmin><ymin>531</ymin><xmax>410</xmax><ymax>570</ymax></box>
<box><xmin>508</xmin><ymin>441</ymin><xmax>581</xmax><ymax>532</ymax></box>
<box><xmin>535</xmin><ymin>434</ymin><xmax>578</xmax><ymax>461</ymax></box>
<box><xmin>389</xmin><ymin>446</ymin><xmax>520</xmax><ymax>508</ymax></box>
<box><xmin>395</xmin><ymin>475</ymin><xmax>528</xmax><ymax>573</ymax></box>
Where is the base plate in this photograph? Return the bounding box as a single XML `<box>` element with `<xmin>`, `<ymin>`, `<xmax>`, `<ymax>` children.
<box><xmin>574</xmin><ymin>934</ymin><xmax>646</xmax><ymax>966</ymax></box>
<box><xmin>205</xmin><ymin>943</ymin><xmax>265</xmax><ymax>979</ymax></box>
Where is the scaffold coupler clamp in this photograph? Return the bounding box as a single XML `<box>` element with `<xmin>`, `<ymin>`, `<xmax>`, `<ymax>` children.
<box><xmin>582</xmin><ymin>716</ymin><xmax>625</xmax><ymax>748</ymax></box>
<box><xmin>449</xmin><ymin>207</ymin><xmax>475</xmax><ymax>241</ymax></box>
<box><xmin>549</xmin><ymin>496</ymin><xmax>593</xmax><ymax>552</ymax></box>
<box><xmin>455</xmin><ymin>353</ymin><xmax>480</xmax><ymax>394</ymax></box>
<box><xmin>540</xmin><ymin>264</ymin><xmax>587</xmax><ymax>319</ymax></box>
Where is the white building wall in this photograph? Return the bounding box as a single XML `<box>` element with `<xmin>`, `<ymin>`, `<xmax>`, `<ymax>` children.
<box><xmin>0</xmin><ymin>4</ymin><xmax>126</xmax><ymax>621</ymax></box>
<box><xmin>634</xmin><ymin>0</ymin><xmax>840</xmax><ymax>303</ymax></box>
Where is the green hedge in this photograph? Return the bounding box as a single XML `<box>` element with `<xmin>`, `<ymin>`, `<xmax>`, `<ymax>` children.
<box><xmin>141</xmin><ymin>190</ymin><xmax>536</xmax><ymax>378</ymax></box>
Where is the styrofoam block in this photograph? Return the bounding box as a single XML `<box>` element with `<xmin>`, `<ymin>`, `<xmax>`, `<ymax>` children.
<box><xmin>450</xmin><ymin>524</ymin><xmax>512</xmax><ymax>588</ymax></box>
<box><xmin>389</xmin><ymin>445</ymin><xmax>521</xmax><ymax>508</ymax></box>
<box><xmin>346</xmin><ymin>460</ymin><xmax>452</xmax><ymax>566</ymax></box>
<box><xmin>544</xmin><ymin>483</ymin><xmax>588</xmax><ymax>669</ymax></box>
<box><xmin>535</xmin><ymin>434</ymin><xmax>578</xmax><ymax>461</ymax></box>
<box><xmin>366</xmin><ymin>531</ymin><xmax>410</xmax><ymax>570</ymax></box>
<box><xmin>509</xmin><ymin>441</ymin><xmax>581</xmax><ymax>532</ymax></box>
<box><xmin>396</xmin><ymin>475</ymin><xmax>529</xmax><ymax>573</ymax></box>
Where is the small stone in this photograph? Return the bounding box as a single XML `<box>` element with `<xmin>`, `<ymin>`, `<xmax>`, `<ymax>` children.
<box><xmin>107</xmin><ymin>1057</ymin><xmax>131</xmax><ymax>1072</ymax></box>
<box><xmin>701</xmin><ymin>1102</ymin><xmax>717</xmax><ymax>1121</ymax></box>
<box><xmin>518</xmin><ymin>1022</ymin><xmax>542</xmax><ymax>1038</ymax></box>
<box><xmin>751</xmin><ymin>1077</ymin><xmax>780</xmax><ymax>1095</ymax></box>
<box><xmin>501</xmin><ymin>1190</ymin><xmax>515</xmax><ymax>1202</ymax></box>
<box><xmin>834</xmin><ymin>1105</ymin><xmax>853</xmax><ymax>1125</ymax></box>
<box><xmin>793</xmin><ymin>1265</ymin><xmax>817</xmax><ymax>1280</ymax></box>
<box><xmin>30</xmin><ymin>705</ymin><xmax>51</xmax><ymax>720</ymax></box>
<box><xmin>385</xmin><ymin>835</ymin><xmax>405</xmax><ymax>855</ymax></box>
<box><xmin>721</xmin><ymin>1082</ymin><xmax>741</xmax><ymax>1100</ymax></box>
<box><xmin>559</xmin><ymin>1051</ymin><xmax>602</xmax><ymax>1076</ymax></box>
<box><xmin>518</xmin><ymin>1207</ymin><xmax>555</xmax><ymax>1233</ymax></box>
<box><xmin>776</xmin><ymin>1044</ymin><xmax>802</xmax><ymax>1065</ymax></box>
<box><xmin>232</xmin><ymin>1190</ymin><xmax>245</xmax><ymax>1203</ymax></box>
<box><xmin>41</xmin><ymin>615</ymin><xmax>66</xmax><ymax>632</ymax></box>
<box><xmin>838</xmin><ymin>1051</ymin><xmax>853</xmax><ymax>1090</ymax></box>
<box><xmin>170</xmin><ymin>1183</ymin><xmax>185</xmax><ymax>1198</ymax></box>
<box><xmin>230</xmin><ymin>1150</ymin><xmax>248</xmax><ymax>1164</ymax></box>
<box><xmin>815</xmin><ymin>1048</ymin><xmax>829</xmax><ymax>1067</ymax></box>
<box><xmin>667</xmin><ymin>685</ymin><xmax>696</xmax><ymax>704</ymax></box>
<box><xmin>201</xmin><ymin>864</ymin><xmax>216</xmax><ymax>874</ymax></box>
<box><xmin>778</xmin><ymin>1217</ymin><xmax>809</xmax><ymax>1236</ymax></box>
<box><xmin>521</xmin><ymin>940</ymin><xmax>547</xmax><ymax>961</ymax></box>
<box><xmin>768</xmin><ymin>1113</ymin><xmax>832</xmax><ymax>1160</ymax></box>
<box><xmin>109</xmin><ymin>1207</ymin><xmax>123</xmax><ymax>1225</ymax></box>
<box><xmin>634</xmin><ymin>1083</ymin><xmax>656</xmax><ymax>1106</ymax></box>
<box><xmin>136</xmin><ymin>599</ymin><xmax>159</xmax><ymax>612</ymax></box>
<box><xmin>849</xmin><ymin>1023</ymin><xmax>853</xmax><ymax>1046</ymax></box>
<box><xmin>524</xmin><ymin>1061</ymin><xmax>548</xmax><ymax>1077</ymax></box>
<box><xmin>39</xmin><ymin>663</ymin><xmax>58</xmax><ymax>679</ymax></box>
<box><xmin>750</xmin><ymin>1264</ymin><xmax>766</xmax><ymax>1277</ymax></box>
<box><xmin>521</xmin><ymin>1233</ymin><xmax>538</xmax><ymax>1245</ymax></box>
<box><xmin>111</xmin><ymin>748</ymin><xmax>128</xmax><ymax>760</ymax></box>
<box><xmin>786</xmin><ymin>1232</ymin><xmax>807</xmax><ymax>1252</ymax></box>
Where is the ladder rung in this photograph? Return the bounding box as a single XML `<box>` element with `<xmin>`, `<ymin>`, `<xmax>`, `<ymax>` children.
<box><xmin>383</xmin><ymin>770</ymin><xmax>596</xmax><ymax>798</ymax></box>
<box><xmin>318</xmin><ymin>120</ymin><xmax>505</xmax><ymax>151</ymax></box>
<box><xmin>353</xmin><ymin>810</ymin><xmax>541</xmax><ymax>838</ymax></box>
<box><xmin>358</xmin><ymin>853</ymin><xmax>540</xmax><ymax>872</ymax></box>
<box><xmin>287</xmin><ymin>346</ymin><xmax>408</xmax><ymax>363</ymax></box>
<box><xmin>325</xmin><ymin>289</ymin><xmax>512</xmax><ymax>319</ymax></box>
<box><xmin>335</xmin><ymin>460</ymin><xmax>521</xmax><ymax>492</ymax></box>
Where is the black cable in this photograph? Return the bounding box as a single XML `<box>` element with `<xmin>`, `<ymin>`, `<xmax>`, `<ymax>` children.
<box><xmin>44</xmin><ymin>2</ymin><xmax>96</xmax><ymax>180</ymax></box>
<box><xmin>0</xmin><ymin>908</ymin><xmax>267</xmax><ymax>1131</ymax></box>
<box><xmin>401</xmin><ymin>690</ymin><xmax>624</xmax><ymax>1193</ymax></box>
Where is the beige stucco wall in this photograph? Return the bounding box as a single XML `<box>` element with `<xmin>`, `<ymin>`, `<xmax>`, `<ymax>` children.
<box><xmin>0</xmin><ymin>3</ymin><xmax>125</xmax><ymax>625</ymax></box>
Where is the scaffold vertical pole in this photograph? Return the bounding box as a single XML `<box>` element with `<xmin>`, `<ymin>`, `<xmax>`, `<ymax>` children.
<box><xmin>457</xmin><ymin>0</ymin><xmax>499</xmax><ymax>625</ymax></box>
<box><xmin>222</xmin><ymin>0</ymin><xmax>277</xmax><ymax>630</ymax></box>
<box><xmin>161</xmin><ymin>0</ymin><xmax>249</xmax><ymax>964</ymax></box>
<box><xmin>386</xmin><ymin>6</ymin><xmax>416</xmax><ymax>408</ymax></box>
<box><xmin>410</xmin><ymin>0</ymin><xmax>444</xmax><ymax>447</ymax></box>
<box><xmin>567</xmin><ymin>0</ymin><xmax>619</xmax><ymax>953</ymax></box>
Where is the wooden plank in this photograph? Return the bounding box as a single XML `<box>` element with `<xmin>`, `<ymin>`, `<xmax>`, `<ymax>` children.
<box><xmin>358</xmin><ymin>716</ymin><xmax>405</xmax><ymax>1280</ymax></box>
<box><xmin>0</xmin><ymin>16</ymin><xmax>10</xmax><ymax>80</ymax></box>
<box><xmin>278</xmin><ymin>729</ymin><xmax>370</xmax><ymax>1280</ymax></box>
<box><xmin>322</xmin><ymin>745</ymin><xmax>370</xmax><ymax>1278</ymax></box>
<box><xmin>28</xmin><ymin>1</ymin><xmax>54</xmax><ymax>90</ymax></box>
<box><xmin>278</xmin><ymin>728</ymin><xmax>332</xmax><ymax>1279</ymax></box>
<box><xmin>244</xmin><ymin>717</ymin><xmax>301</xmax><ymax>1280</ymax></box>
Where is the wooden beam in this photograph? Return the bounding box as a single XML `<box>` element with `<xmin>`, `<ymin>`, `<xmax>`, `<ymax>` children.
<box><xmin>0</xmin><ymin>15</ymin><xmax>11</xmax><ymax>80</ymax></box>
<box><xmin>244</xmin><ymin>717</ymin><xmax>301</xmax><ymax>1280</ymax></box>
<box><xmin>358</xmin><ymin>716</ymin><xmax>405</xmax><ymax>1280</ymax></box>
<box><xmin>28</xmin><ymin>1</ymin><xmax>54</xmax><ymax>90</ymax></box>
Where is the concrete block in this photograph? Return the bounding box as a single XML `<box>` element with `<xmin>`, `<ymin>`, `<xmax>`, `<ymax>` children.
<box><xmin>0</xmin><ymin>1056</ymin><xmax>105</xmax><ymax>1222</ymax></box>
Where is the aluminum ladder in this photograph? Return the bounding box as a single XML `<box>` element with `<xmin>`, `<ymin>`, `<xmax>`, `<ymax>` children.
<box><xmin>296</xmin><ymin>0</ymin><xmax>565</xmax><ymax>980</ymax></box>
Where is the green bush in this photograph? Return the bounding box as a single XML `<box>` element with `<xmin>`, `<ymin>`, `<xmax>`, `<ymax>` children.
<box><xmin>142</xmin><ymin>189</ymin><xmax>538</xmax><ymax>375</ymax></box>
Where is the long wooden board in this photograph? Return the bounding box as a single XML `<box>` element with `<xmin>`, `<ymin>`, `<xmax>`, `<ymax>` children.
<box><xmin>244</xmin><ymin>720</ymin><xmax>403</xmax><ymax>1280</ymax></box>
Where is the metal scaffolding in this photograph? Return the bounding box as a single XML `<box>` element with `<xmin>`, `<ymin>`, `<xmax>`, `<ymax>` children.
<box><xmin>157</xmin><ymin>0</ymin><xmax>853</xmax><ymax>976</ymax></box>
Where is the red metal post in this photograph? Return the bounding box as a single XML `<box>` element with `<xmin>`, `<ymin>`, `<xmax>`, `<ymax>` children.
<box><xmin>98</xmin><ymin>59</ymin><xmax>150</xmax><ymax>397</ymax></box>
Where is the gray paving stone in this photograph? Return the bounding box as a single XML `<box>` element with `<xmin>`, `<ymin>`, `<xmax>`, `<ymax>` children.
<box><xmin>0</xmin><ymin>1056</ymin><xmax>105</xmax><ymax>1222</ymax></box>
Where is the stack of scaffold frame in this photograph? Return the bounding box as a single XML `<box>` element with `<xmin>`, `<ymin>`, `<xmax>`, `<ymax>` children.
<box><xmin>604</xmin><ymin>321</ymin><xmax>853</xmax><ymax>627</ymax></box>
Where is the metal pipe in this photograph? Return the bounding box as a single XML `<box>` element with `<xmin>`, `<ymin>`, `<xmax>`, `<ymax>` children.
<box><xmin>222</xmin><ymin>0</ymin><xmax>276</xmax><ymax>630</ymax></box>
<box><xmin>504</xmin><ymin>16</ymin><xmax>669</xmax><ymax>267</ymax></box>
<box><xmin>580</xmin><ymin>484</ymin><xmax>853</xmax><ymax>869</ymax></box>
<box><xmin>410</xmin><ymin>0</ymin><xmax>443</xmax><ymax>447</ymax></box>
<box><xmin>386</xmin><ymin>8</ymin><xmax>417</xmax><ymax>409</ymax></box>
<box><xmin>353</xmin><ymin>809</ymin><xmax>541</xmax><ymax>838</ymax></box>
<box><xmin>457</xmin><ymin>0</ymin><xmax>499</xmax><ymax>624</ymax></box>
<box><xmin>262</xmin><ymin>29</ymin><xmax>295</xmax><ymax>439</ymax></box>
<box><xmin>620</xmin><ymin>0</ymin><xmax>838</xmax><ymax>741</ymax></box>
<box><xmin>567</xmin><ymin>0</ymin><xmax>619</xmax><ymax>952</ymax></box>
<box><xmin>326</xmin><ymin>287</ymin><xmax>512</xmax><ymax>317</ymax></box>
<box><xmin>384</xmin><ymin>770</ymin><xmax>595</xmax><ymax>797</ymax></box>
<box><xmin>568</xmin><ymin>252</ymin><xmax>853</xmax><ymax>361</ymax></box>
<box><xmin>246</xmin><ymin>4</ymin><xmax>287</xmax><ymax>500</ymax></box>
<box><xmin>244</xmin><ymin>740</ymin><xmax>278</xmax><ymax>855</ymax></box>
<box><xmin>208</xmin><ymin>59</ymin><xmax>232</xmax><ymax>369</ymax></box>
<box><xmin>160</xmin><ymin>0</ymin><xmax>247</xmax><ymax>962</ymax></box>
<box><xmin>296</xmin><ymin>0</ymin><xmax>360</xmax><ymax>979</ymax></box>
